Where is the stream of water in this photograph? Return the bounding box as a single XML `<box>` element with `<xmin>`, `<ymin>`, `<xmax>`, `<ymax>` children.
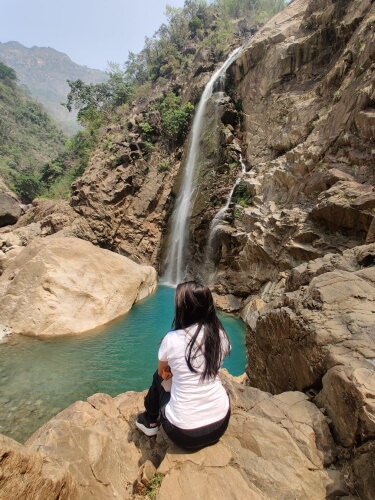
<box><xmin>163</xmin><ymin>47</ymin><xmax>242</xmax><ymax>285</ymax></box>
<box><xmin>0</xmin><ymin>285</ymin><xmax>246</xmax><ymax>443</ymax></box>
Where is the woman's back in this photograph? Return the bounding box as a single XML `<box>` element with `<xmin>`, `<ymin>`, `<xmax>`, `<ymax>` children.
<box><xmin>159</xmin><ymin>324</ymin><xmax>230</xmax><ymax>429</ymax></box>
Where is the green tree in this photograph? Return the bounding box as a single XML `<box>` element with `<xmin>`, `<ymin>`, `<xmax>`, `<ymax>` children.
<box><xmin>12</xmin><ymin>172</ymin><xmax>41</xmax><ymax>202</ymax></box>
<box><xmin>159</xmin><ymin>93</ymin><xmax>194</xmax><ymax>143</ymax></box>
<box><xmin>0</xmin><ymin>61</ymin><xmax>17</xmax><ymax>81</ymax></box>
<box><xmin>65</xmin><ymin>65</ymin><xmax>133</xmax><ymax>125</ymax></box>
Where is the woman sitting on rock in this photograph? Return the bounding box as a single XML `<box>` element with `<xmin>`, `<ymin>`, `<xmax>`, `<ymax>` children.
<box><xmin>136</xmin><ymin>281</ymin><xmax>231</xmax><ymax>450</ymax></box>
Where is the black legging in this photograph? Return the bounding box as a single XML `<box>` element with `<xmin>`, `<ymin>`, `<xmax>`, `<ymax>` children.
<box><xmin>144</xmin><ymin>370</ymin><xmax>231</xmax><ymax>451</ymax></box>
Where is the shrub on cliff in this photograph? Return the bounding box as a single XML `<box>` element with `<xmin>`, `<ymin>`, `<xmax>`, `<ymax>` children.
<box><xmin>159</xmin><ymin>93</ymin><xmax>195</xmax><ymax>144</ymax></box>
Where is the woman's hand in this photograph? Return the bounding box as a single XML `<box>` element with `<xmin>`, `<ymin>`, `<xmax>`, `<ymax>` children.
<box><xmin>158</xmin><ymin>360</ymin><xmax>169</xmax><ymax>377</ymax></box>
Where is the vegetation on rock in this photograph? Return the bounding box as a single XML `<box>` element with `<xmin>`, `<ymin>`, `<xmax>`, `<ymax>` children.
<box><xmin>0</xmin><ymin>62</ymin><xmax>65</xmax><ymax>201</ymax></box>
<box><xmin>0</xmin><ymin>41</ymin><xmax>108</xmax><ymax>135</ymax></box>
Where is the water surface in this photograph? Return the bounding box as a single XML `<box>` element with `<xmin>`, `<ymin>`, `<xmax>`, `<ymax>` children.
<box><xmin>0</xmin><ymin>285</ymin><xmax>246</xmax><ymax>442</ymax></box>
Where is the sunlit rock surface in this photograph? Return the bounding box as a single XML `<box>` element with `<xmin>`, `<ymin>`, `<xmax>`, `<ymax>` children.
<box><xmin>0</xmin><ymin>376</ymin><xmax>340</xmax><ymax>500</ymax></box>
<box><xmin>0</xmin><ymin>236</ymin><xmax>157</xmax><ymax>336</ymax></box>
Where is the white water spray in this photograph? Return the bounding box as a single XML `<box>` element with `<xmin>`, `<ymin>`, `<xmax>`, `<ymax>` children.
<box><xmin>163</xmin><ymin>47</ymin><xmax>242</xmax><ymax>285</ymax></box>
<box><xmin>204</xmin><ymin>155</ymin><xmax>249</xmax><ymax>280</ymax></box>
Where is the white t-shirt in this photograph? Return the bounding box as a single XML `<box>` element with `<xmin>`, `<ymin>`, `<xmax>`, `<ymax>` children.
<box><xmin>158</xmin><ymin>324</ymin><xmax>230</xmax><ymax>429</ymax></box>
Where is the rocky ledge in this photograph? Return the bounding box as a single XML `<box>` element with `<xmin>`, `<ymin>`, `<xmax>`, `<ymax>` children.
<box><xmin>244</xmin><ymin>242</ymin><xmax>375</xmax><ymax>499</ymax></box>
<box><xmin>0</xmin><ymin>373</ymin><xmax>350</xmax><ymax>500</ymax></box>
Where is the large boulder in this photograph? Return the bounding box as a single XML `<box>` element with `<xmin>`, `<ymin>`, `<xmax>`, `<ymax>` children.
<box><xmin>0</xmin><ymin>193</ymin><xmax>21</xmax><ymax>227</ymax></box>
<box><xmin>0</xmin><ymin>377</ymin><xmax>338</xmax><ymax>499</ymax></box>
<box><xmin>0</xmin><ymin>236</ymin><xmax>157</xmax><ymax>336</ymax></box>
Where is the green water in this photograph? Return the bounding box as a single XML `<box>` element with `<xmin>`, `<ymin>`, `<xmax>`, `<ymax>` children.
<box><xmin>0</xmin><ymin>285</ymin><xmax>246</xmax><ymax>443</ymax></box>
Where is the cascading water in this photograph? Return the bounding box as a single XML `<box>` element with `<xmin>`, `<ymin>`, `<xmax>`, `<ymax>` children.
<box><xmin>204</xmin><ymin>155</ymin><xmax>248</xmax><ymax>280</ymax></box>
<box><xmin>162</xmin><ymin>47</ymin><xmax>242</xmax><ymax>286</ymax></box>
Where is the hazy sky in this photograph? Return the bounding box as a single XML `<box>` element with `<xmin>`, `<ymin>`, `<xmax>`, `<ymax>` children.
<box><xmin>1</xmin><ymin>0</ymin><xmax>187</xmax><ymax>71</ymax></box>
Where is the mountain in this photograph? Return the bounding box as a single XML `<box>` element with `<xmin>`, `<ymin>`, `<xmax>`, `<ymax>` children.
<box><xmin>0</xmin><ymin>60</ymin><xmax>65</xmax><ymax>199</ymax></box>
<box><xmin>0</xmin><ymin>41</ymin><xmax>108</xmax><ymax>135</ymax></box>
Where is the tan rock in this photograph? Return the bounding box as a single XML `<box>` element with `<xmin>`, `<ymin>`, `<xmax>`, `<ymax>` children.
<box><xmin>212</xmin><ymin>292</ymin><xmax>241</xmax><ymax>312</ymax></box>
<box><xmin>12</xmin><ymin>197</ymin><xmax>98</xmax><ymax>245</ymax></box>
<box><xmin>349</xmin><ymin>441</ymin><xmax>375</xmax><ymax>500</ymax></box>
<box><xmin>157</xmin><ymin>385</ymin><xmax>331</xmax><ymax>499</ymax></box>
<box><xmin>246</xmin><ymin>243</ymin><xmax>375</xmax><ymax>497</ymax></box>
<box><xmin>355</xmin><ymin>108</ymin><xmax>375</xmax><ymax>140</ymax></box>
<box><xmin>0</xmin><ymin>236</ymin><xmax>157</xmax><ymax>336</ymax></box>
<box><xmin>1</xmin><ymin>378</ymin><xmax>336</xmax><ymax>500</ymax></box>
<box><xmin>367</xmin><ymin>218</ymin><xmax>375</xmax><ymax>244</ymax></box>
<box><xmin>0</xmin><ymin>193</ymin><xmax>21</xmax><ymax>228</ymax></box>
<box><xmin>0</xmin><ymin>434</ymin><xmax>78</xmax><ymax>500</ymax></box>
<box><xmin>0</xmin><ymin>246</ymin><xmax>23</xmax><ymax>275</ymax></box>
<box><xmin>311</xmin><ymin>181</ymin><xmax>375</xmax><ymax>235</ymax></box>
<box><xmin>247</xmin><ymin>243</ymin><xmax>375</xmax><ymax>392</ymax></box>
<box><xmin>316</xmin><ymin>366</ymin><xmax>375</xmax><ymax>447</ymax></box>
<box><xmin>26</xmin><ymin>394</ymin><xmax>143</xmax><ymax>499</ymax></box>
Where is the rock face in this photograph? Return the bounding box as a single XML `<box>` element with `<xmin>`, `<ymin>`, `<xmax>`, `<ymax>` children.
<box><xmin>185</xmin><ymin>0</ymin><xmax>375</xmax><ymax>296</ymax></box>
<box><xmin>0</xmin><ymin>236</ymin><xmax>157</xmax><ymax>336</ymax></box>
<box><xmin>245</xmin><ymin>243</ymin><xmax>375</xmax><ymax>498</ymax></box>
<box><xmin>0</xmin><ymin>377</ymin><xmax>340</xmax><ymax>500</ymax></box>
<box><xmin>246</xmin><ymin>243</ymin><xmax>375</xmax><ymax>395</ymax></box>
<box><xmin>70</xmin><ymin>143</ymin><xmax>178</xmax><ymax>267</ymax></box>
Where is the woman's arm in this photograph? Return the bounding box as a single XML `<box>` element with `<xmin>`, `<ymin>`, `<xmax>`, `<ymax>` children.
<box><xmin>158</xmin><ymin>359</ymin><xmax>169</xmax><ymax>376</ymax></box>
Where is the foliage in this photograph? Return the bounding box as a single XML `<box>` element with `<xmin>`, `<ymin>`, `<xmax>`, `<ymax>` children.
<box><xmin>146</xmin><ymin>474</ymin><xmax>164</xmax><ymax>499</ymax></box>
<box><xmin>0</xmin><ymin>61</ymin><xmax>17</xmax><ymax>81</ymax></box>
<box><xmin>139</xmin><ymin>121</ymin><xmax>154</xmax><ymax>139</ymax></box>
<box><xmin>158</xmin><ymin>160</ymin><xmax>171</xmax><ymax>172</ymax></box>
<box><xmin>158</xmin><ymin>93</ymin><xmax>195</xmax><ymax>143</ymax></box>
<box><xmin>38</xmin><ymin>129</ymin><xmax>96</xmax><ymax>199</ymax></box>
<box><xmin>233</xmin><ymin>181</ymin><xmax>252</xmax><ymax>206</ymax></box>
<box><xmin>0</xmin><ymin>65</ymin><xmax>65</xmax><ymax>200</ymax></box>
<box><xmin>11</xmin><ymin>172</ymin><xmax>41</xmax><ymax>201</ymax></box>
<box><xmin>64</xmin><ymin>0</ymin><xmax>287</xmax><ymax>132</ymax></box>
<box><xmin>53</xmin><ymin>0</ymin><xmax>288</xmax><ymax>202</ymax></box>
<box><xmin>214</xmin><ymin>0</ymin><xmax>286</xmax><ymax>20</ymax></box>
<box><xmin>65</xmin><ymin>63</ymin><xmax>133</xmax><ymax>126</ymax></box>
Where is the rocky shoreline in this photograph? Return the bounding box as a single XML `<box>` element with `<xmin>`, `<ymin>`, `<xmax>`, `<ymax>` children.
<box><xmin>0</xmin><ymin>373</ymin><xmax>350</xmax><ymax>500</ymax></box>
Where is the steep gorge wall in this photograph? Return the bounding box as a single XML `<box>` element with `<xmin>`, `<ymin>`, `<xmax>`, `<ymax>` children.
<box><xmin>191</xmin><ymin>0</ymin><xmax>375</xmax><ymax>296</ymax></box>
<box><xmin>182</xmin><ymin>0</ymin><xmax>375</xmax><ymax>495</ymax></box>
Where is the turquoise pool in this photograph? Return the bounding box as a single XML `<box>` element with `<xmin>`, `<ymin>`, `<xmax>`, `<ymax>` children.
<box><xmin>0</xmin><ymin>285</ymin><xmax>246</xmax><ymax>442</ymax></box>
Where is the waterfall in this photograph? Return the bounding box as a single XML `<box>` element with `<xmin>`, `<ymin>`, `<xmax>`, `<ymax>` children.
<box><xmin>210</xmin><ymin>178</ymin><xmax>240</xmax><ymax>233</ymax></box>
<box><xmin>163</xmin><ymin>47</ymin><xmax>242</xmax><ymax>286</ymax></box>
<box><xmin>204</xmin><ymin>154</ymin><xmax>249</xmax><ymax>280</ymax></box>
<box><xmin>240</xmin><ymin>154</ymin><xmax>247</xmax><ymax>174</ymax></box>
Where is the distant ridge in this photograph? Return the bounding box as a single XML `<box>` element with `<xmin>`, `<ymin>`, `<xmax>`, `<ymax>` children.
<box><xmin>0</xmin><ymin>41</ymin><xmax>108</xmax><ymax>135</ymax></box>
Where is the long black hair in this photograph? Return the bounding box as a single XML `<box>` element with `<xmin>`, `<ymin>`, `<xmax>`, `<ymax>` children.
<box><xmin>172</xmin><ymin>281</ymin><xmax>230</xmax><ymax>381</ymax></box>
